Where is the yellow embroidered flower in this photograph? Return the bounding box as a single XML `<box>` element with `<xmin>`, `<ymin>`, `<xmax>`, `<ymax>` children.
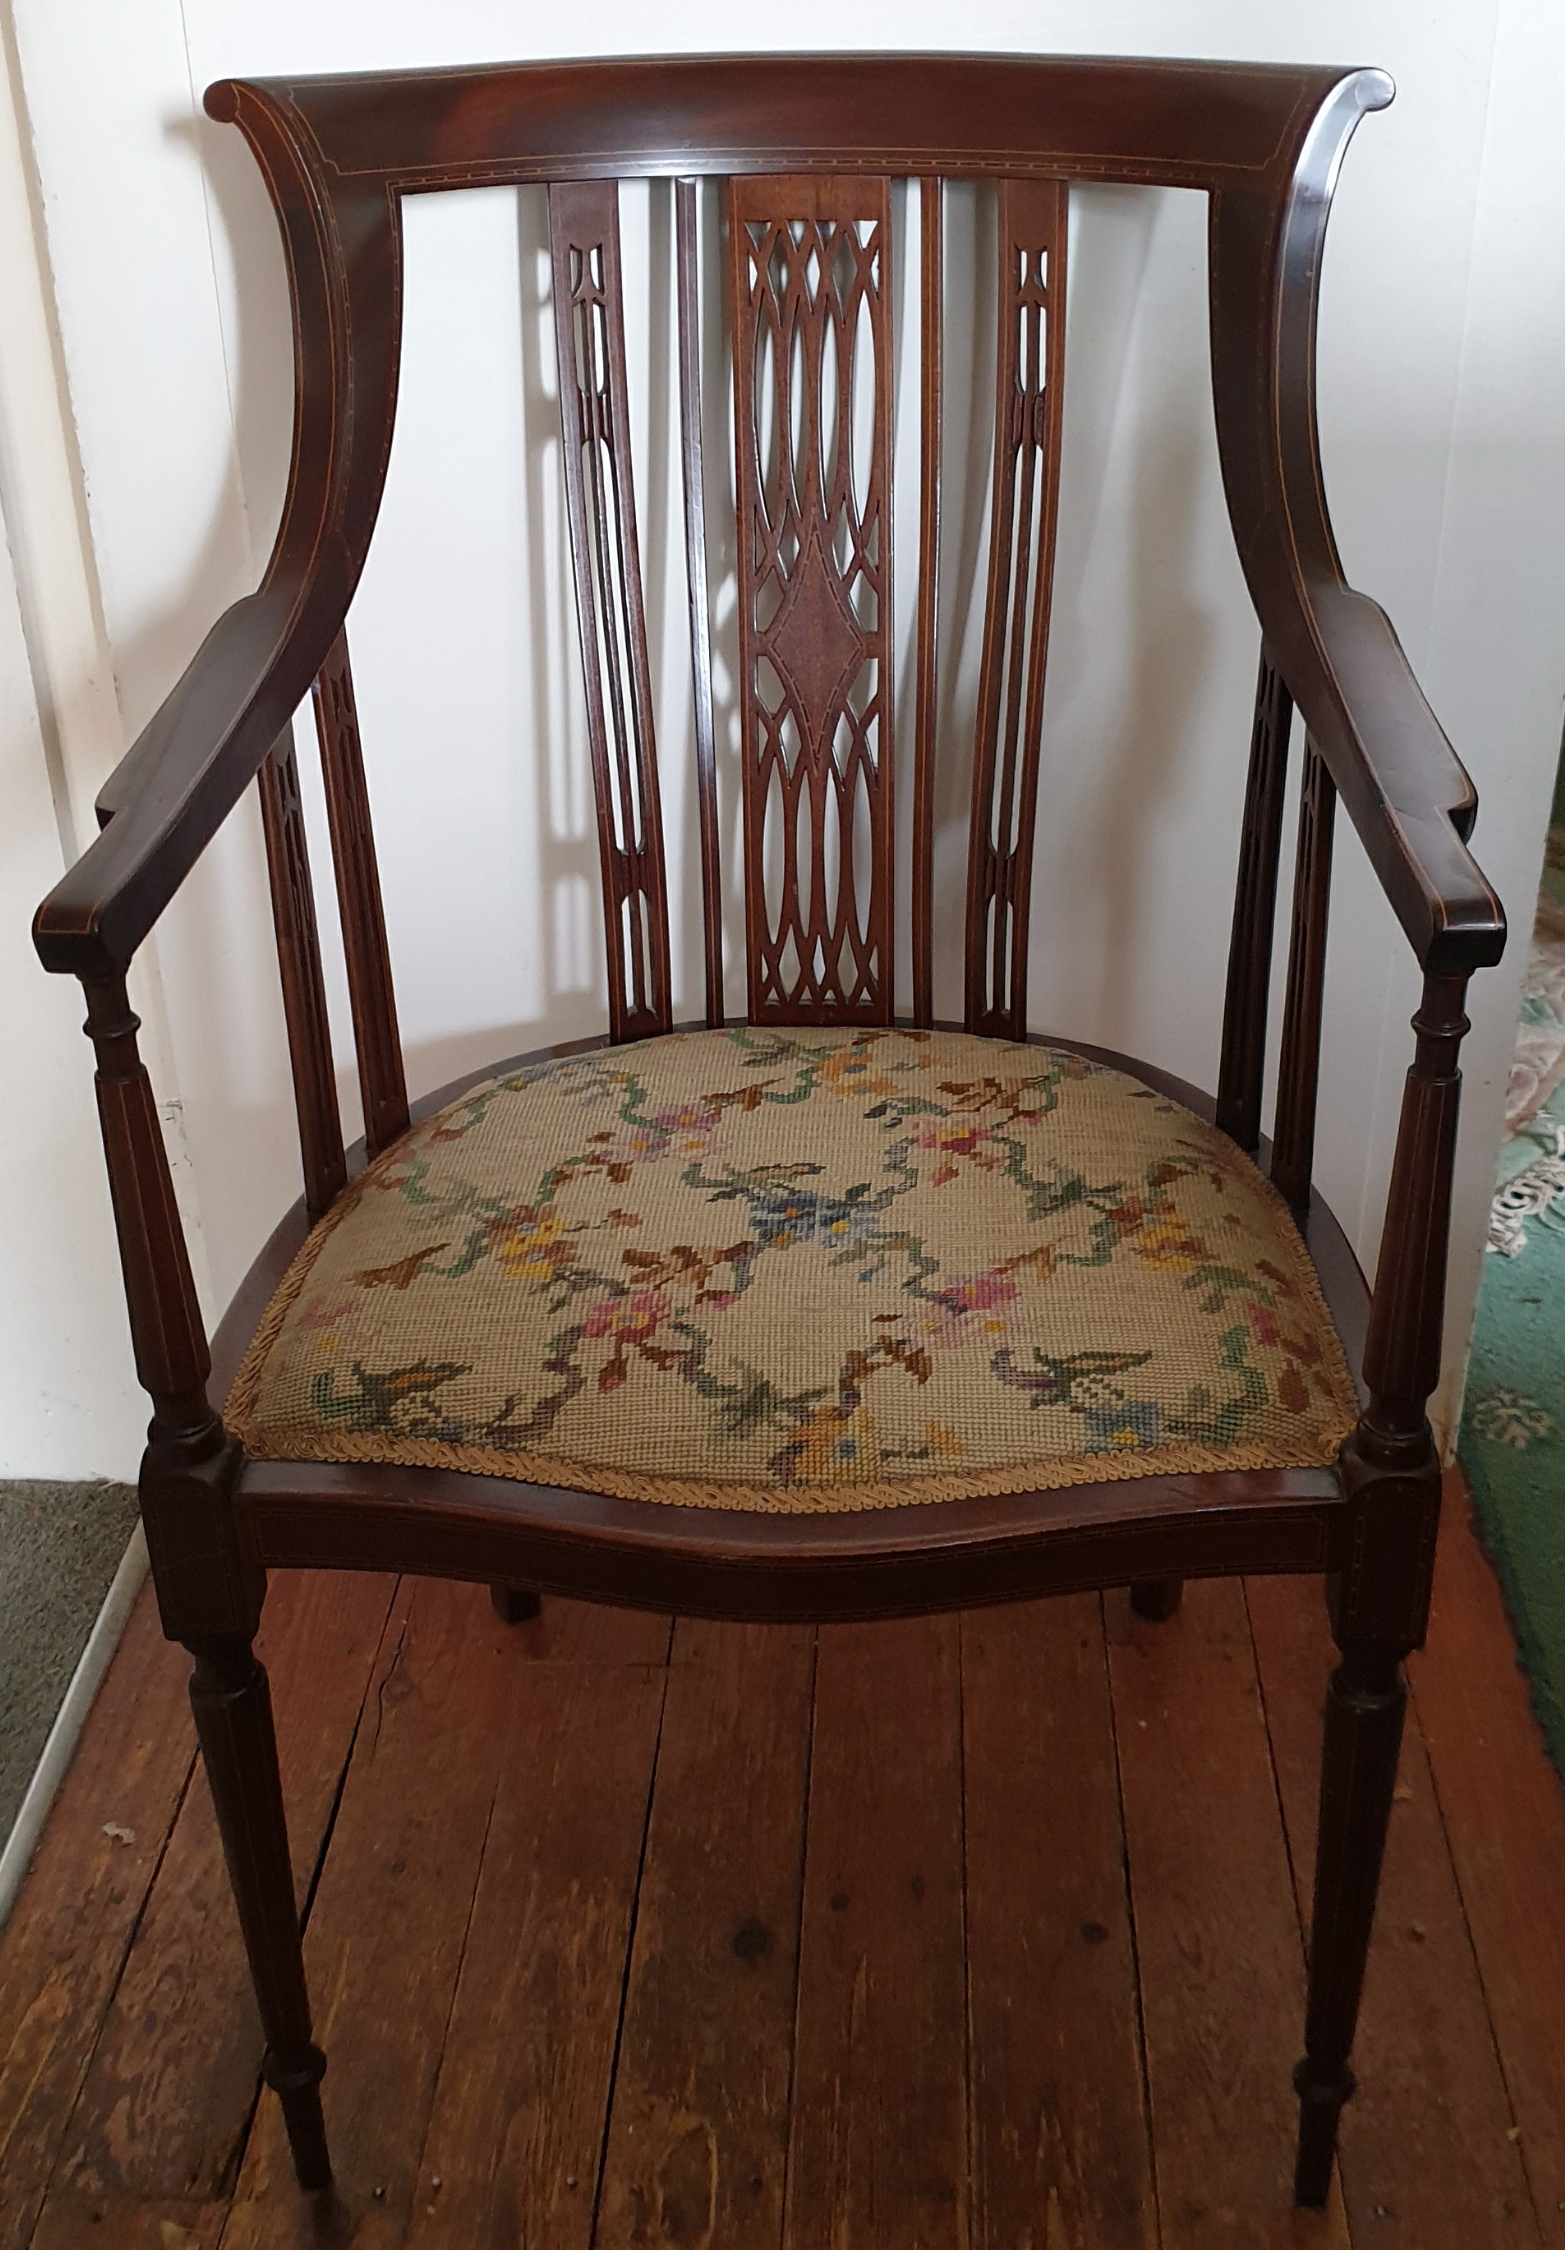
<box><xmin>1132</xmin><ymin>1214</ymin><xmax>1205</xmax><ymax>1272</ymax></box>
<box><xmin>790</xmin><ymin>1401</ymin><xmax>881</xmax><ymax>1482</ymax></box>
<box><xmin>818</xmin><ymin>1047</ymin><xmax>898</xmax><ymax>1102</ymax></box>
<box><xmin>497</xmin><ymin>1213</ymin><xmax>570</xmax><ymax>1282</ymax></box>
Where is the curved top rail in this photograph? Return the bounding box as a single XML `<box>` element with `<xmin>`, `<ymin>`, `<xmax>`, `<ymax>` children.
<box><xmin>208</xmin><ymin>52</ymin><xmax>1354</xmax><ymax>193</ymax></box>
<box><xmin>35</xmin><ymin>50</ymin><xmax>1500</xmax><ymax>984</ymax></box>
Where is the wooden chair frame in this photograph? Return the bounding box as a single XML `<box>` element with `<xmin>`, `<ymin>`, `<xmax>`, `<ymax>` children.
<box><xmin>33</xmin><ymin>52</ymin><xmax>1506</xmax><ymax>2211</ymax></box>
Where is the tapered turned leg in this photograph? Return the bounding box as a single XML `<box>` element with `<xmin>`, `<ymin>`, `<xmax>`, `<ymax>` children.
<box><xmin>490</xmin><ymin>1583</ymin><xmax>541</xmax><ymax>1624</ymax></box>
<box><xmin>1130</xmin><ymin>1577</ymin><xmax>1184</xmax><ymax>1621</ymax></box>
<box><xmin>1293</xmin><ymin>1644</ymin><xmax>1407</xmax><ymax>2205</ymax></box>
<box><xmin>187</xmin><ymin>1637</ymin><xmax>330</xmax><ymax>2191</ymax></box>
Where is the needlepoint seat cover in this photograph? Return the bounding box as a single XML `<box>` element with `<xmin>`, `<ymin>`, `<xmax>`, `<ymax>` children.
<box><xmin>228</xmin><ymin>1026</ymin><xmax>1358</xmax><ymax>1512</ymax></box>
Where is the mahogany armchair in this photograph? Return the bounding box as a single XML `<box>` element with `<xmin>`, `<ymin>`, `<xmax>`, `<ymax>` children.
<box><xmin>34</xmin><ymin>52</ymin><xmax>1506</xmax><ymax>2212</ymax></box>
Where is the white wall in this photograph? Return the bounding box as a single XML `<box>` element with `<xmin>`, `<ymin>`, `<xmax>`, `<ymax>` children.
<box><xmin>4</xmin><ymin>0</ymin><xmax>1565</xmax><ymax>1476</ymax></box>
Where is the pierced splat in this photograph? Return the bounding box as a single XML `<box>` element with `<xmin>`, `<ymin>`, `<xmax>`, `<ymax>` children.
<box><xmin>549</xmin><ymin>180</ymin><xmax>672</xmax><ymax>1044</ymax></box>
<box><xmin>966</xmin><ymin>178</ymin><xmax>1068</xmax><ymax>1041</ymax></box>
<box><xmin>730</xmin><ymin>176</ymin><xmax>894</xmax><ymax>1024</ymax></box>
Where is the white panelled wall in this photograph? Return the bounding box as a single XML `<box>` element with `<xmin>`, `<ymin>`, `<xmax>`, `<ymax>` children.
<box><xmin>3</xmin><ymin>0</ymin><xmax>1565</xmax><ymax>1478</ymax></box>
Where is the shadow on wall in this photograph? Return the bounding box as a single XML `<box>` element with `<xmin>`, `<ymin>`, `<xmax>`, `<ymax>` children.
<box><xmin>116</xmin><ymin>116</ymin><xmax>1260</xmax><ymax>1317</ymax></box>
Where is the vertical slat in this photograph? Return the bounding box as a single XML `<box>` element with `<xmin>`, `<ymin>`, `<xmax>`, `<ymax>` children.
<box><xmin>912</xmin><ymin>176</ymin><xmax>943</xmax><ymax>1029</ymax></box>
<box><xmin>549</xmin><ymin>178</ymin><xmax>673</xmax><ymax>1044</ymax></box>
<box><xmin>964</xmin><ymin>176</ymin><xmax>1068</xmax><ymax>1041</ymax></box>
<box><xmin>1272</xmin><ymin>740</ymin><xmax>1337</xmax><ymax>1210</ymax></box>
<box><xmin>1215</xmin><ymin>650</ymin><xmax>1294</xmax><ymax>1150</ymax></box>
<box><xmin>257</xmin><ymin>726</ymin><xmax>346</xmax><ymax>1221</ymax></box>
<box><xmin>675</xmin><ymin>176</ymin><xmax>725</xmax><ymax>1029</ymax></box>
<box><xmin>730</xmin><ymin>173</ymin><xmax>895</xmax><ymax>1024</ymax></box>
<box><xmin>311</xmin><ymin>629</ymin><xmax>409</xmax><ymax>1157</ymax></box>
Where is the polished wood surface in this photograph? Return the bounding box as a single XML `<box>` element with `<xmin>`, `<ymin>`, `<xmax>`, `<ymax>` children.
<box><xmin>311</xmin><ymin>630</ymin><xmax>408</xmax><ymax>1158</ymax></box>
<box><xmin>1217</xmin><ymin>651</ymin><xmax>1294</xmax><ymax>1152</ymax></box>
<box><xmin>256</xmin><ymin>730</ymin><xmax>345</xmax><ymax>1223</ymax></box>
<box><xmin>550</xmin><ymin>178</ymin><xmax>673</xmax><ymax>1043</ymax></box>
<box><xmin>675</xmin><ymin>175</ymin><xmax>726</xmax><ymax>1030</ymax></box>
<box><xmin>3</xmin><ymin>1481</ymin><xmax>1561</xmax><ymax>2247</ymax></box>
<box><xmin>731</xmin><ymin>173</ymin><xmax>895</xmax><ymax>1022</ymax></box>
<box><xmin>965</xmin><ymin>175</ymin><xmax>1067</xmax><ymax>1042</ymax></box>
<box><xmin>28</xmin><ymin>50</ymin><xmax>1510</xmax><ymax>2207</ymax></box>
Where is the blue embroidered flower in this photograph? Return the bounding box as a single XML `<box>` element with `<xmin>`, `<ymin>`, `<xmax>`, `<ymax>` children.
<box><xmin>1085</xmin><ymin>1399</ymin><xmax>1161</xmax><ymax>1452</ymax></box>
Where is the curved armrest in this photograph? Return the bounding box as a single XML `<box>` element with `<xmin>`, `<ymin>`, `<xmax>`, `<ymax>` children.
<box><xmin>34</xmin><ymin>583</ymin><xmax>326</xmax><ymax>978</ymax></box>
<box><xmin>33</xmin><ymin>71</ymin><xmax>400</xmax><ymax>983</ymax></box>
<box><xmin>1210</xmin><ymin>69</ymin><xmax>1506</xmax><ymax>977</ymax></box>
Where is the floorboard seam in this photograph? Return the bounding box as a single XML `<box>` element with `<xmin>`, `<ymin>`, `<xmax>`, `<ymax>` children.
<box><xmin>1242</xmin><ymin>1578</ymin><xmax>1309</xmax><ymax>1956</ymax></box>
<box><xmin>1408</xmin><ymin>1669</ymin><xmax>1545</xmax><ymax>2239</ymax></box>
<box><xmin>776</xmin><ymin>1625</ymin><xmax>821</xmax><ymax>2250</ymax></box>
<box><xmin>955</xmin><ymin>1615</ymin><xmax>976</xmax><ymax>2249</ymax></box>
<box><xmin>212</xmin><ymin>1576</ymin><xmax>407</xmax><ymax>2223</ymax></box>
<box><xmin>298</xmin><ymin>1577</ymin><xmax>404</xmax><ymax>1936</ymax></box>
<box><xmin>25</xmin><ymin>1742</ymin><xmax>199</xmax><ymax>2241</ymax></box>
<box><xmin>585</xmin><ymin>1657</ymin><xmax>673</xmax><ymax>2249</ymax></box>
<box><xmin>1100</xmin><ymin>1593</ymin><xmax>1165</xmax><ymax>2250</ymax></box>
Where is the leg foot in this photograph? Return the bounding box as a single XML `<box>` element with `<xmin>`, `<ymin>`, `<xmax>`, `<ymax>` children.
<box><xmin>490</xmin><ymin>1582</ymin><xmax>542</xmax><ymax>1625</ymax></box>
<box><xmin>188</xmin><ymin>1636</ymin><xmax>331</xmax><ymax>2192</ymax></box>
<box><xmin>1292</xmin><ymin>1645</ymin><xmax>1407</xmax><ymax>2206</ymax></box>
<box><xmin>1130</xmin><ymin>1577</ymin><xmax>1184</xmax><ymax>1622</ymax></box>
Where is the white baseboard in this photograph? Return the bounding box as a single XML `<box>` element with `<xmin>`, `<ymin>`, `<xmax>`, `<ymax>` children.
<box><xmin>0</xmin><ymin>1521</ymin><xmax>149</xmax><ymax>1932</ymax></box>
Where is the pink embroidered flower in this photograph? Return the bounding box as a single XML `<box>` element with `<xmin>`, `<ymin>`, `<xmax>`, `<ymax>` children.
<box><xmin>297</xmin><ymin>1295</ymin><xmax>356</xmax><ymax>1333</ymax></box>
<box><xmin>924</xmin><ymin>1270</ymin><xmax>1018</xmax><ymax>1348</ymax></box>
<box><xmin>583</xmin><ymin>1288</ymin><xmax>672</xmax><ymax>1342</ymax></box>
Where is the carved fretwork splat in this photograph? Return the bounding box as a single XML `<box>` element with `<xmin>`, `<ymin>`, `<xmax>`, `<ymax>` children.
<box><xmin>966</xmin><ymin>178</ymin><xmax>1068</xmax><ymax>1041</ymax></box>
<box><xmin>549</xmin><ymin>179</ymin><xmax>672</xmax><ymax>1044</ymax></box>
<box><xmin>730</xmin><ymin>175</ymin><xmax>894</xmax><ymax>1024</ymax></box>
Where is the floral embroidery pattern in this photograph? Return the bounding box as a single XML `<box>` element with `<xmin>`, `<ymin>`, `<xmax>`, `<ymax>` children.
<box><xmin>229</xmin><ymin>1028</ymin><xmax>1359</xmax><ymax>1513</ymax></box>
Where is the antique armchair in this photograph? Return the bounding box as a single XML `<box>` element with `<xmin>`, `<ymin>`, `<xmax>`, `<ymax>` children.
<box><xmin>33</xmin><ymin>52</ymin><xmax>1505</xmax><ymax>2210</ymax></box>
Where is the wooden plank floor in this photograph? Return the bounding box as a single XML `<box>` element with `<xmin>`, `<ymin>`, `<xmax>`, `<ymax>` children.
<box><xmin>3</xmin><ymin>1472</ymin><xmax>1564</xmax><ymax>2249</ymax></box>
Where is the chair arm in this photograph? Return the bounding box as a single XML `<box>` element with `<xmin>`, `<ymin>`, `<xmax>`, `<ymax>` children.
<box><xmin>32</xmin><ymin>581</ymin><xmax>337</xmax><ymax>980</ymax></box>
<box><xmin>1280</xmin><ymin>576</ymin><xmax>1506</xmax><ymax>975</ymax></box>
<box><xmin>1209</xmin><ymin>68</ymin><xmax>1506</xmax><ymax>979</ymax></box>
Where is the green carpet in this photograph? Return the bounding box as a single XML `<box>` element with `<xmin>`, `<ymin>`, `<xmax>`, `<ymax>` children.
<box><xmin>1457</xmin><ymin>799</ymin><xmax>1565</xmax><ymax>1780</ymax></box>
<box><xmin>0</xmin><ymin>1480</ymin><xmax>140</xmax><ymax>1844</ymax></box>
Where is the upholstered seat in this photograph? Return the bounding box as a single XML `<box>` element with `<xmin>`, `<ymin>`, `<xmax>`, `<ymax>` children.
<box><xmin>229</xmin><ymin>1027</ymin><xmax>1357</xmax><ymax>1512</ymax></box>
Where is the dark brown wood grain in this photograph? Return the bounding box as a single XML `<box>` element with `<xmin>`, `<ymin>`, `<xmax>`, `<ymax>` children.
<box><xmin>45</xmin><ymin>1572</ymin><xmax>394</xmax><ymax>2207</ymax></box>
<box><xmin>1412</xmin><ymin>1479</ymin><xmax>1565</xmax><ymax>2243</ymax></box>
<box><xmin>596</xmin><ymin>1619</ymin><xmax>815</xmax><ymax>2249</ymax></box>
<box><xmin>1216</xmin><ymin>652</ymin><xmax>1294</xmax><ymax>1152</ymax></box>
<box><xmin>676</xmin><ymin>175</ymin><xmax>726</xmax><ymax>1031</ymax></box>
<box><xmin>730</xmin><ymin>173</ymin><xmax>895</xmax><ymax>1023</ymax></box>
<box><xmin>1248</xmin><ymin>1571</ymin><xmax>1542</xmax><ymax>2246</ymax></box>
<box><xmin>1272</xmin><ymin>740</ymin><xmax>1337</xmax><ymax>1211</ymax></box>
<box><xmin>216</xmin><ymin>1578</ymin><xmax>529</xmax><ymax>2245</ymax></box>
<box><xmin>1106</xmin><ymin>1580</ymin><xmax>1353</xmax><ymax>2246</ymax></box>
<box><xmin>784</xmin><ymin>1617</ymin><xmax>966</xmax><ymax>2248</ymax></box>
<box><xmin>965</xmin><ymin>174</ymin><xmax>1068</xmax><ymax>1041</ymax></box>
<box><xmin>550</xmin><ymin>178</ymin><xmax>673</xmax><ymax>1044</ymax></box>
<box><xmin>911</xmin><ymin>173</ymin><xmax>942</xmax><ymax>1030</ymax></box>
<box><xmin>312</xmin><ymin>629</ymin><xmax>409</xmax><ymax>1157</ymax></box>
<box><xmin>257</xmin><ymin>729</ymin><xmax>346</xmax><ymax>1221</ymax></box>
<box><xmin>401</xmin><ymin>1663</ymin><xmax>667</xmax><ymax>2249</ymax></box>
<box><xmin>963</xmin><ymin>1595</ymin><xmax>1157</xmax><ymax>2249</ymax></box>
<box><xmin>0</xmin><ymin>1588</ymin><xmax>194</xmax><ymax>2250</ymax></box>
<box><xmin>11</xmin><ymin>1536</ymin><xmax>1565</xmax><ymax>2244</ymax></box>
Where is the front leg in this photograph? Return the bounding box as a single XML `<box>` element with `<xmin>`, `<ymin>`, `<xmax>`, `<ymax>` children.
<box><xmin>188</xmin><ymin>1634</ymin><xmax>331</xmax><ymax>2191</ymax></box>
